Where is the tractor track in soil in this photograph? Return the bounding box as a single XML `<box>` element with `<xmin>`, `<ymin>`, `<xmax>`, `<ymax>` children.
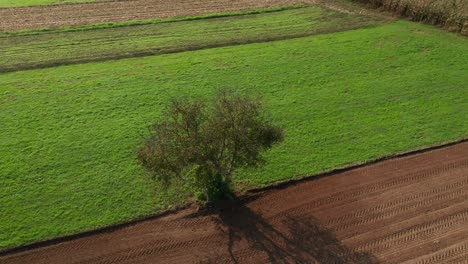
<box><xmin>0</xmin><ymin>0</ymin><xmax>322</xmax><ymax>31</ymax></box>
<box><xmin>1</xmin><ymin>141</ymin><xmax>467</xmax><ymax>263</ymax></box>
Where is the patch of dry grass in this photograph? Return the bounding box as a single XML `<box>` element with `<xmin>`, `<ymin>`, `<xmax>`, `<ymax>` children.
<box><xmin>351</xmin><ymin>0</ymin><xmax>468</xmax><ymax>34</ymax></box>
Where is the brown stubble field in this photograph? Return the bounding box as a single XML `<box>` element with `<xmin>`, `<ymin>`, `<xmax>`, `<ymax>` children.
<box><xmin>1</xmin><ymin>142</ymin><xmax>467</xmax><ymax>263</ymax></box>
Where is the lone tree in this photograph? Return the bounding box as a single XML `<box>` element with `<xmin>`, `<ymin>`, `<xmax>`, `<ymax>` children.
<box><xmin>138</xmin><ymin>91</ymin><xmax>283</xmax><ymax>202</ymax></box>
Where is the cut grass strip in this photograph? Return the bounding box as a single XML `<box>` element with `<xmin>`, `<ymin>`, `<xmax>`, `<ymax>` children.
<box><xmin>0</xmin><ymin>20</ymin><xmax>467</xmax><ymax>249</ymax></box>
<box><xmin>0</xmin><ymin>5</ymin><xmax>303</xmax><ymax>35</ymax></box>
<box><xmin>0</xmin><ymin>6</ymin><xmax>384</xmax><ymax>72</ymax></box>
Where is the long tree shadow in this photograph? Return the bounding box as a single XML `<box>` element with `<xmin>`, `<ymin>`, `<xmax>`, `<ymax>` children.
<box><xmin>199</xmin><ymin>202</ymin><xmax>378</xmax><ymax>263</ymax></box>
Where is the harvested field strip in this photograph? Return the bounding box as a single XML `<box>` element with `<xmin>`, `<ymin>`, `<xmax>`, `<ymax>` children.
<box><xmin>0</xmin><ymin>0</ymin><xmax>323</xmax><ymax>31</ymax></box>
<box><xmin>1</xmin><ymin>20</ymin><xmax>467</xmax><ymax>249</ymax></box>
<box><xmin>351</xmin><ymin>0</ymin><xmax>468</xmax><ymax>34</ymax></box>
<box><xmin>246</xmin><ymin>162</ymin><xmax>468</xmax><ymax>238</ymax></box>
<box><xmin>0</xmin><ymin>0</ymin><xmax>96</xmax><ymax>7</ymax></box>
<box><xmin>325</xmin><ymin>175</ymin><xmax>468</xmax><ymax>225</ymax></box>
<box><xmin>324</xmin><ymin>177</ymin><xmax>468</xmax><ymax>227</ymax></box>
<box><xmin>248</xmin><ymin>160</ymin><xmax>468</xmax><ymax>217</ymax></box>
<box><xmin>1</xmin><ymin>143</ymin><xmax>466</xmax><ymax>263</ymax></box>
<box><xmin>332</xmin><ymin>187</ymin><xmax>468</xmax><ymax>233</ymax></box>
<box><xmin>351</xmin><ymin>206</ymin><xmax>468</xmax><ymax>250</ymax></box>
<box><xmin>3</xmin><ymin>5</ymin><xmax>300</xmax><ymax>34</ymax></box>
<box><xmin>402</xmin><ymin>241</ymin><xmax>468</xmax><ymax>264</ymax></box>
<box><xmin>0</xmin><ymin>6</ymin><xmax>384</xmax><ymax>73</ymax></box>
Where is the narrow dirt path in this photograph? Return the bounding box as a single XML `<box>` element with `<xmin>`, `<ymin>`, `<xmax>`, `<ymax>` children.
<box><xmin>0</xmin><ymin>0</ymin><xmax>323</xmax><ymax>31</ymax></box>
<box><xmin>1</xmin><ymin>142</ymin><xmax>467</xmax><ymax>263</ymax></box>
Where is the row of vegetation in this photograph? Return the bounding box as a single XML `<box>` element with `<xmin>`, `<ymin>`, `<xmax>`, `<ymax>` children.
<box><xmin>352</xmin><ymin>0</ymin><xmax>468</xmax><ymax>34</ymax></box>
<box><xmin>0</xmin><ymin>6</ymin><xmax>383</xmax><ymax>72</ymax></box>
<box><xmin>1</xmin><ymin>19</ymin><xmax>467</xmax><ymax>249</ymax></box>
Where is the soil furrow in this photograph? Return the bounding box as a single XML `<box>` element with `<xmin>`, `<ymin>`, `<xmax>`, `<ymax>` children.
<box><xmin>1</xmin><ymin>142</ymin><xmax>466</xmax><ymax>263</ymax></box>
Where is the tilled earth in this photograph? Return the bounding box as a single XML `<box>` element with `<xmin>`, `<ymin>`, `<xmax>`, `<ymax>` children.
<box><xmin>1</xmin><ymin>142</ymin><xmax>467</xmax><ymax>263</ymax></box>
<box><xmin>0</xmin><ymin>0</ymin><xmax>321</xmax><ymax>31</ymax></box>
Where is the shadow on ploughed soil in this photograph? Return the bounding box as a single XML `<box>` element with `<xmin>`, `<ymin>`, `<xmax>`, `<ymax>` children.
<box><xmin>1</xmin><ymin>141</ymin><xmax>466</xmax><ymax>263</ymax></box>
<box><xmin>185</xmin><ymin>201</ymin><xmax>378</xmax><ymax>263</ymax></box>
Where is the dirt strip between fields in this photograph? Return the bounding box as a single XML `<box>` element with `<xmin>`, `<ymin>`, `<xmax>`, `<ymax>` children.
<box><xmin>1</xmin><ymin>141</ymin><xmax>467</xmax><ymax>263</ymax></box>
<box><xmin>0</xmin><ymin>0</ymin><xmax>323</xmax><ymax>31</ymax></box>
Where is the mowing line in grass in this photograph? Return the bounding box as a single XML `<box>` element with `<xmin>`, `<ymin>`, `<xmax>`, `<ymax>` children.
<box><xmin>0</xmin><ymin>20</ymin><xmax>467</xmax><ymax>249</ymax></box>
<box><xmin>1</xmin><ymin>5</ymin><xmax>304</xmax><ymax>35</ymax></box>
<box><xmin>0</xmin><ymin>6</ymin><xmax>384</xmax><ymax>73</ymax></box>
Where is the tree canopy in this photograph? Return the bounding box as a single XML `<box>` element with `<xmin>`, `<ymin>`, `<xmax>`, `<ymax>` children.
<box><xmin>138</xmin><ymin>91</ymin><xmax>283</xmax><ymax>202</ymax></box>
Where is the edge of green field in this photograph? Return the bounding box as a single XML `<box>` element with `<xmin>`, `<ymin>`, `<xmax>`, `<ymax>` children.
<box><xmin>1</xmin><ymin>19</ymin><xmax>467</xmax><ymax>250</ymax></box>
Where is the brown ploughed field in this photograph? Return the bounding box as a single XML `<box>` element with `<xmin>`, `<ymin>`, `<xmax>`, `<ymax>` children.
<box><xmin>1</xmin><ymin>142</ymin><xmax>467</xmax><ymax>263</ymax></box>
<box><xmin>0</xmin><ymin>0</ymin><xmax>320</xmax><ymax>31</ymax></box>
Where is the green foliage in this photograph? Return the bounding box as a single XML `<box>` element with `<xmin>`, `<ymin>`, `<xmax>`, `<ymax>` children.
<box><xmin>138</xmin><ymin>91</ymin><xmax>283</xmax><ymax>201</ymax></box>
<box><xmin>0</xmin><ymin>20</ymin><xmax>467</xmax><ymax>249</ymax></box>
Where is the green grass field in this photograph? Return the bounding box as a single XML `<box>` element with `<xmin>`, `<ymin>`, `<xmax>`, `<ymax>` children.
<box><xmin>0</xmin><ymin>0</ymin><xmax>95</xmax><ymax>7</ymax></box>
<box><xmin>1</xmin><ymin>17</ymin><xmax>467</xmax><ymax>249</ymax></box>
<box><xmin>0</xmin><ymin>6</ymin><xmax>383</xmax><ymax>72</ymax></box>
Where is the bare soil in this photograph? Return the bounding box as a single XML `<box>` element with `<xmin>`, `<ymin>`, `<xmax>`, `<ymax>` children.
<box><xmin>0</xmin><ymin>0</ymin><xmax>323</xmax><ymax>31</ymax></box>
<box><xmin>1</xmin><ymin>142</ymin><xmax>467</xmax><ymax>263</ymax></box>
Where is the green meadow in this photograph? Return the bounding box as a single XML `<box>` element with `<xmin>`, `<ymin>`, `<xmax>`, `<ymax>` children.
<box><xmin>1</xmin><ymin>13</ymin><xmax>467</xmax><ymax>250</ymax></box>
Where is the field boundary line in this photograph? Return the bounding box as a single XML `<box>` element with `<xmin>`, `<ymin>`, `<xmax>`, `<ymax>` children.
<box><xmin>0</xmin><ymin>26</ymin><xmax>381</xmax><ymax>74</ymax></box>
<box><xmin>245</xmin><ymin>137</ymin><xmax>467</xmax><ymax>194</ymax></box>
<box><xmin>0</xmin><ymin>5</ymin><xmax>305</xmax><ymax>36</ymax></box>
<box><xmin>0</xmin><ymin>137</ymin><xmax>466</xmax><ymax>256</ymax></box>
<box><xmin>0</xmin><ymin>5</ymin><xmax>386</xmax><ymax>74</ymax></box>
